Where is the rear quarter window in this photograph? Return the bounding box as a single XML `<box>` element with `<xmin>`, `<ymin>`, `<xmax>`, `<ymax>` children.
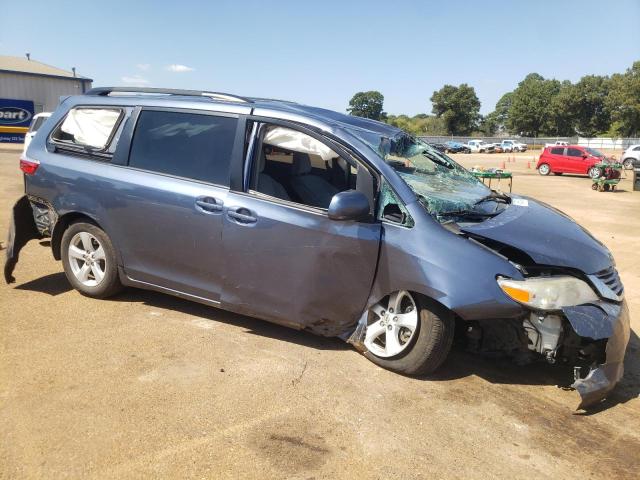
<box><xmin>550</xmin><ymin>147</ymin><xmax>564</xmax><ymax>155</ymax></box>
<box><xmin>51</xmin><ymin>107</ymin><xmax>123</xmax><ymax>151</ymax></box>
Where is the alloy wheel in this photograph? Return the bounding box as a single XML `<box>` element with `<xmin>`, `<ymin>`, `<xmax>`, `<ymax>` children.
<box><xmin>67</xmin><ymin>232</ymin><xmax>107</xmax><ymax>287</ymax></box>
<box><xmin>364</xmin><ymin>291</ymin><xmax>418</xmax><ymax>358</ymax></box>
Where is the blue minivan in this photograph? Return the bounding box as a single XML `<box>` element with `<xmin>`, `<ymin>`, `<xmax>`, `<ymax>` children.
<box><xmin>5</xmin><ymin>87</ymin><xmax>629</xmax><ymax>408</ymax></box>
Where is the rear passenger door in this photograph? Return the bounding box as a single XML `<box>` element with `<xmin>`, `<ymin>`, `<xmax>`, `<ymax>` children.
<box><xmin>109</xmin><ymin>107</ymin><xmax>245</xmax><ymax>302</ymax></box>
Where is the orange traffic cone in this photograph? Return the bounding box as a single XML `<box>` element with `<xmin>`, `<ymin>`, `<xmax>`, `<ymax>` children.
<box><xmin>527</xmin><ymin>161</ymin><xmax>531</xmax><ymax>169</ymax></box>
<box><xmin>500</xmin><ymin>161</ymin><xmax>506</xmax><ymax>169</ymax></box>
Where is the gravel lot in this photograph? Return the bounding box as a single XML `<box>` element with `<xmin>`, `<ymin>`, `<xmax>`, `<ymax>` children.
<box><xmin>1</xmin><ymin>148</ymin><xmax>639</xmax><ymax>479</ymax></box>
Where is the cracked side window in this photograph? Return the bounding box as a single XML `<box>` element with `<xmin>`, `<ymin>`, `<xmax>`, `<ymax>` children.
<box><xmin>379</xmin><ymin>180</ymin><xmax>414</xmax><ymax>227</ymax></box>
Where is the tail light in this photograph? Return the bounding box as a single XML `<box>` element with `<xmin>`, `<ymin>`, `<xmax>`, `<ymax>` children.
<box><xmin>19</xmin><ymin>155</ymin><xmax>40</xmax><ymax>175</ymax></box>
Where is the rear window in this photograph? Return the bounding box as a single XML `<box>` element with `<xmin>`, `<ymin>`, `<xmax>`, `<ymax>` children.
<box><xmin>51</xmin><ymin>108</ymin><xmax>122</xmax><ymax>150</ymax></box>
<box><xmin>128</xmin><ymin>110</ymin><xmax>237</xmax><ymax>186</ymax></box>
<box><xmin>550</xmin><ymin>147</ymin><xmax>564</xmax><ymax>155</ymax></box>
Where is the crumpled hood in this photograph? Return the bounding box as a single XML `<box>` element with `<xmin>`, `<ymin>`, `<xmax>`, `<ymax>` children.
<box><xmin>460</xmin><ymin>196</ymin><xmax>613</xmax><ymax>274</ymax></box>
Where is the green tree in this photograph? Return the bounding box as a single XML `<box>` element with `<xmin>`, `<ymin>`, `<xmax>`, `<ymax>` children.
<box><xmin>507</xmin><ymin>73</ymin><xmax>561</xmax><ymax>136</ymax></box>
<box><xmin>549</xmin><ymin>76</ymin><xmax>611</xmax><ymax>137</ymax></box>
<box><xmin>478</xmin><ymin>112</ymin><xmax>499</xmax><ymax>136</ymax></box>
<box><xmin>385</xmin><ymin>114</ymin><xmax>446</xmax><ymax>135</ymax></box>
<box><xmin>547</xmin><ymin>80</ymin><xmax>578</xmax><ymax>137</ymax></box>
<box><xmin>606</xmin><ymin>61</ymin><xmax>640</xmax><ymax>137</ymax></box>
<box><xmin>481</xmin><ymin>92</ymin><xmax>512</xmax><ymax>135</ymax></box>
<box><xmin>430</xmin><ymin>84</ymin><xmax>480</xmax><ymax>135</ymax></box>
<box><xmin>347</xmin><ymin>91</ymin><xmax>385</xmax><ymax>120</ymax></box>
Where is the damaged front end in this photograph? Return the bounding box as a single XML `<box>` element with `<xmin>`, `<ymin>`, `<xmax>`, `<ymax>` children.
<box><xmin>463</xmin><ymin>273</ymin><xmax>629</xmax><ymax>410</ymax></box>
<box><xmin>564</xmin><ymin>300</ymin><xmax>630</xmax><ymax>409</ymax></box>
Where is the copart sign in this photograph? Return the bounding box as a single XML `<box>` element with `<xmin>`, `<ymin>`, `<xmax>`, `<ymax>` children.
<box><xmin>0</xmin><ymin>98</ymin><xmax>34</xmax><ymax>143</ymax></box>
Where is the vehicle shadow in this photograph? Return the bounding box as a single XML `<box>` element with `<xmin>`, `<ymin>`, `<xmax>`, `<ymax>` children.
<box><xmin>429</xmin><ymin>329</ymin><xmax>640</xmax><ymax>413</ymax></box>
<box><xmin>11</xmin><ymin>276</ymin><xmax>640</xmax><ymax>410</ymax></box>
<box><xmin>14</xmin><ymin>272</ymin><xmax>72</xmax><ymax>296</ymax></box>
<box><xmin>111</xmin><ymin>288</ymin><xmax>350</xmax><ymax>352</ymax></box>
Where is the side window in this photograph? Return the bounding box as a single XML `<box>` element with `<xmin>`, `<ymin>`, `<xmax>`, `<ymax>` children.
<box><xmin>633</xmin><ymin>146</ymin><xmax>640</xmax><ymax>151</ymax></box>
<box><xmin>29</xmin><ymin>116</ymin><xmax>47</xmax><ymax>133</ymax></box>
<box><xmin>249</xmin><ymin>124</ymin><xmax>365</xmax><ymax>210</ymax></box>
<box><xmin>379</xmin><ymin>180</ymin><xmax>413</xmax><ymax>227</ymax></box>
<box><xmin>128</xmin><ymin>110</ymin><xmax>237</xmax><ymax>186</ymax></box>
<box><xmin>550</xmin><ymin>147</ymin><xmax>564</xmax><ymax>155</ymax></box>
<box><xmin>51</xmin><ymin>107</ymin><xmax>122</xmax><ymax>151</ymax></box>
<box><xmin>567</xmin><ymin>148</ymin><xmax>582</xmax><ymax>157</ymax></box>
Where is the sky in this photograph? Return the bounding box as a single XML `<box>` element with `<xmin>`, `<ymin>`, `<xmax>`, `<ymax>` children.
<box><xmin>1</xmin><ymin>0</ymin><xmax>639</xmax><ymax>115</ymax></box>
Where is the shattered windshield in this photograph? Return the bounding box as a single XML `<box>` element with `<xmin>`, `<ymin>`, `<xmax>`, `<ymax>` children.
<box><xmin>349</xmin><ymin>128</ymin><xmax>504</xmax><ymax>221</ymax></box>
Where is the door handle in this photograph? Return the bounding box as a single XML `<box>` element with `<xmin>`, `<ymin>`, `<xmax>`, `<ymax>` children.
<box><xmin>227</xmin><ymin>207</ymin><xmax>257</xmax><ymax>224</ymax></box>
<box><xmin>195</xmin><ymin>196</ymin><xmax>223</xmax><ymax>213</ymax></box>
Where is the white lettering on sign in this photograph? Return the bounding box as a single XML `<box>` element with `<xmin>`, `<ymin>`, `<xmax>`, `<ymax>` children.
<box><xmin>0</xmin><ymin>107</ymin><xmax>32</xmax><ymax>125</ymax></box>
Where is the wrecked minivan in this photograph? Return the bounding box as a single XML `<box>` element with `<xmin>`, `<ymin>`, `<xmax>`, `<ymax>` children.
<box><xmin>5</xmin><ymin>87</ymin><xmax>629</xmax><ymax>409</ymax></box>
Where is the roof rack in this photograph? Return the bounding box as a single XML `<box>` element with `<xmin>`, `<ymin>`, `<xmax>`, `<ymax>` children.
<box><xmin>85</xmin><ymin>87</ymin><xmax>253</xmax><ymax>103</ymax></box>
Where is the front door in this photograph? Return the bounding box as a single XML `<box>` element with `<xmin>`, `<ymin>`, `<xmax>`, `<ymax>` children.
<box><xmin>565</xmin><ymin>147</ymin><xmax>585</xmax><ymax>173</ymax></box>
<box><xmin>220</xmin><ymin>122</ymin><xmax>381</xmax><ymax>334</ymax></box>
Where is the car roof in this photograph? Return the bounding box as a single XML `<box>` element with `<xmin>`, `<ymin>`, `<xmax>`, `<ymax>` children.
<box><xmin>73</xmin><ymin>87</ymin><xmax>402</xmax><ymax>138</ymax></box>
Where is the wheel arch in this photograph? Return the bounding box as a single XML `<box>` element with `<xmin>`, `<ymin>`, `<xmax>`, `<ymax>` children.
<box><xmin>51</xmin><ymin>212</ymin><xmax>118</xmax><ymax>262</ymax></box>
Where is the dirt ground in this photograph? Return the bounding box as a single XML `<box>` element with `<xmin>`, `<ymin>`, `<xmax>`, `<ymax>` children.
<box><xmin>1</xmin><ymin>148</ymin><xmax>639</xmax><ymax>479</ymax></box>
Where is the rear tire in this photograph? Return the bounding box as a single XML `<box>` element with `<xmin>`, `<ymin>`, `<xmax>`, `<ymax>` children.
<box><xmin>61</xmin><ymin>222</ymin><xmax>122</xmax><ymax>298</ymax></box>
<box><xmin>538</xmin><ymin>163</ymin><xmax>551</xmax><ymax>175</ymax></box>
<box><xmin>623</xmin><ymin>158</ymin><xmax>634</xmax><ymax>170</ymax></box>
<box><xmin>363</xmin><ymin>293</ymin><xmax>454</xmax><ymax>375</ymax></box>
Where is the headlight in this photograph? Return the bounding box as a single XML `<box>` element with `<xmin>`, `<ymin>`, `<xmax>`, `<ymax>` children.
<box><xmin>497</xmin><ymin>276</ymin><xmax>599</xmax><ymax>310</ymax></box>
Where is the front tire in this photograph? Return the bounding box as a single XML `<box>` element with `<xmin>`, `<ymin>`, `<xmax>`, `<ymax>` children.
<box><xmin>538</xmin><ymin>163</ymin><xmax>551</xmax><ymax>175</ymax></box>
<box><xmin>61</xmin><ymin>221</ymin><xmax>122</xmax><ymax>298</ymax></box>
<box><xmin>363</xmin><ymin>292</ymin><xmax>454</xmax><ymax>375</ymax></box>
<box><xmin>623</xmin><ymin>158</ymin><xmax>634</xmax><ymax>170</ymax></box>
<box><xmin>588</xmin><ymin>166</ymin><xmax>601</xmax><ymax>179</ymax></box>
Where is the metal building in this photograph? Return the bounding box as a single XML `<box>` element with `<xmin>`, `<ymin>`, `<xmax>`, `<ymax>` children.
<box><xmin>0</xmin><ymin>55</ymin><xmax>92</xmax><ymax>143</ymax></box>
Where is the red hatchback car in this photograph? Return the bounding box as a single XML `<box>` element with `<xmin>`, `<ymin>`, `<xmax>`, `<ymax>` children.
<box><xmin>536</xmin><ymin>145</ymin><xmax>605</xmax><ymax>178</ymax></box>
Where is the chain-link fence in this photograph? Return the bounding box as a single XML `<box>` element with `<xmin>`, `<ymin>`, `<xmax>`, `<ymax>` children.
<box><xmin>418</xmin><ymin>136</ymin><xmax>640</xmax><ymax>150</ymax></box>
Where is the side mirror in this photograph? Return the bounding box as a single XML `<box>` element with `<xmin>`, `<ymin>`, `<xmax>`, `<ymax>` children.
<box><xmin>582</xmin><ymin>153</ymin><xmax>588</xmax><ymax>158</ymax></box>
<box><xmin>328</xmin><ymin>190</ymin><xmax>370</xmax><ymax>221</ymax></box>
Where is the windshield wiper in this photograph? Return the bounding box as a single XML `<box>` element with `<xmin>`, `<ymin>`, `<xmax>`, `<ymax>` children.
<box><xmin>473</xmin><ymin>191</ymin><xmax>510</xmax><ymax>206</ymax></box>
<box><xmin>439</xmin><ymin>209</ymin><xmax>498</xmax><ymax>218</ymax></box>
<box><xmin>421</xmin><ymin>150</ymin><xmax>453</xmax><ymax>168</ymax></box>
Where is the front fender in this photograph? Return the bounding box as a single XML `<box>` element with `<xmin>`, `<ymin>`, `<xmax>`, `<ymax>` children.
<box><xmin>366</xmin><ymin>204</ymin><xmax>525</xmax><ymax>321</ymax></box>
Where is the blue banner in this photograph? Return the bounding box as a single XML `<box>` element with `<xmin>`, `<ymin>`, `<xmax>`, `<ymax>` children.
<box><xmin>0</xmin><ymin>98</ymin><xmax>35</xmax><ymax>143</ymax></box>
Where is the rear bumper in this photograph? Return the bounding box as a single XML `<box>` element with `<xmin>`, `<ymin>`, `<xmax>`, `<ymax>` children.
<box><xmin>4</xmin><ymin>195</ymin><xmax>42</xmax><ymax>284</ymax></box>
<box><xmin>566</xmin><ymin>300</ymin><xmax>631</xmax><ymax>409</ymax></box>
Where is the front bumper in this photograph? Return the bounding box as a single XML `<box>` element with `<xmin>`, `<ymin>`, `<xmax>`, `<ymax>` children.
<box><xmin>564</xmin><ymin>300</ymin><xmax>631</xmax><ymax>409</ymax></box>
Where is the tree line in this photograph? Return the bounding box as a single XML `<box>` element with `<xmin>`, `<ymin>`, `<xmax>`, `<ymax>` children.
<box><xmin>346</xmin><ymin>61</ymin><xmax>639</xmax><ymax>138</ymax></box>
